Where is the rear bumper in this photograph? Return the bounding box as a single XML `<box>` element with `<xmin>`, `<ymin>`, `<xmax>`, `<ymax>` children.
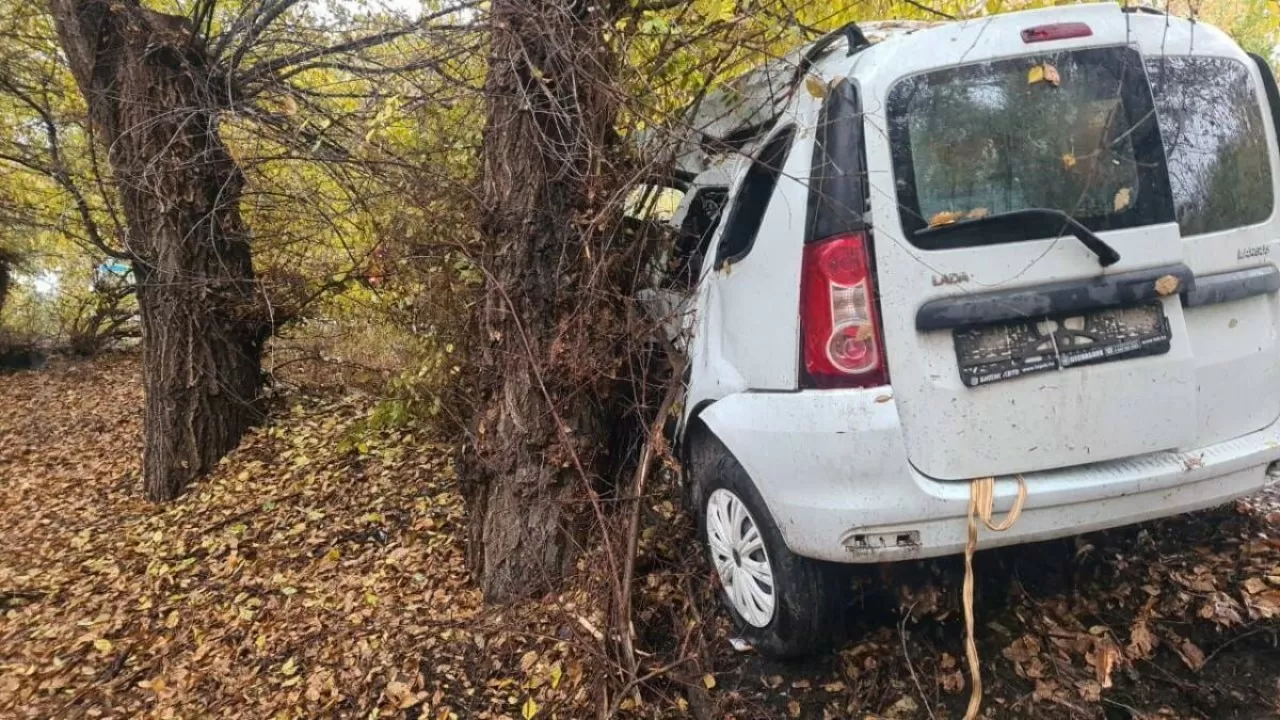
<box><xmin>697</xmin><ymin>389</ymin><xmax>1280</xmax><ymax>563</ymax></box>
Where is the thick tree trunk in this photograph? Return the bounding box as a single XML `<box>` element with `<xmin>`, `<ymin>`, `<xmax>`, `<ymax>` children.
<box><xmin>466</xmin><ymin>0</ymin><xmax>620</xmax><ymax>600</ymax></box>
<box><xmin>0</xmin><ymin>254</ymin><xmax>10</xmax><ymax>318</ymax></box>
<box><xmin>49</xmin><ymin>0</ymin><xmax>264</xmax><ymax>501</ymax></box>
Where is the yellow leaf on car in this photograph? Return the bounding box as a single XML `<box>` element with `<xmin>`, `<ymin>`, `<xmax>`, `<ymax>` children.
<box><xmin>928</xmin><ymin>210</ymin><xmax>963</xmax><ymax>227</ymax></box>
<box><xmin>1114</xmin><ymin>187</ymin><xmax>1132</xmax><ymax>212</ymax></box>
<box><xmin>1028</xmin><ymin>63</ymin><xmax>1061</xmax><ymax>86</ymax></box>
<box><xmin>804</xmin><ymin>75</ymin><xmax>829</xmax><ymax>99</ymax></box>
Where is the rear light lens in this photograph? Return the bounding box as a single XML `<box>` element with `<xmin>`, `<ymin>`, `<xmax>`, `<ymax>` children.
<box><xmin>1021</xmin><ymin>22</ymin><xmax>1092</xmax><ymax>43</ymax></box>
<box><xmin>800</xmin><ymin>232</ymin><xmax>888</xmax><ymax>388</ymax></box>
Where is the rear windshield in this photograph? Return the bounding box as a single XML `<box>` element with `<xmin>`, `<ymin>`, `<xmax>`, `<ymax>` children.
<box><xmin>888</xmin><ymin>46</ymin><xmax>1174</xmax><ymax>248</ymax></box>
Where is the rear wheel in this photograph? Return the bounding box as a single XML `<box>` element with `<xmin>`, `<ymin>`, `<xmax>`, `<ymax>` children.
<box><xmin>696</xmin><ymin>445</ymin><xmax>850</xmax><ymax>657</ymax></box>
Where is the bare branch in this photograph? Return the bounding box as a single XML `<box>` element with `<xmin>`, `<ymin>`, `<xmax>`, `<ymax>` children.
<box><xmin>233</xmin><ymin>1</ymin><xmax>483</xmax><ymax>90</ymax></box>
<box><xmin>221</xmin><ymin>0</ymin><xmax>307</xmax><ymax>73</ymax></box>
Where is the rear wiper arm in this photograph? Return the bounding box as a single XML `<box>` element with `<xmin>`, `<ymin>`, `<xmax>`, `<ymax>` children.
<box><xmin>915</xmin><ymin>208</ymin><xmax>1121</xmax><ymax>267</ymax></box>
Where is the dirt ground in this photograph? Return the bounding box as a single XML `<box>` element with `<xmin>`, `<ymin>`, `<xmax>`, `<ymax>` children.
<box><xmin>2</xmin><ymin>356</ymin><xmax>1279</xmax><ymax>719</ymax></box>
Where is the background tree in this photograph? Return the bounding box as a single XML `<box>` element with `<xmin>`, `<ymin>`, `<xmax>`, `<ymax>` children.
<box><xmin>0</xmin><ymin>246</ymin><xmax>15</xmax><ymax>317</ymax></box>
<box><xmin>48</xmin><ymin>0</ymin><xmax>268</xmax><ymax>501</ymax></box>
<box><xmin>42</xmin><ymin>0</ymin><xmax>471</xmax><ymax>500</ymax></box>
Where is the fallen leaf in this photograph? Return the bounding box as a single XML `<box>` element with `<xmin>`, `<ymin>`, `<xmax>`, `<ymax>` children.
<box><xmin>521</xmin><ymin>697</ymin><xmax>539</xmax><ymax>719</ymax></box>
<box><xmin>822</xmin><ymin>680</ymin><xmax>847</xmax><ymax>692</ymax></box>
<box><xmin>1243</xmin><ymin>577</ymin><xmax>1268</xmax><ymax>595</ymax></box>
<box><xmin>1094</xmin><ymin>640</ymin><xmax>1120</xmax><ymax>688</ymax></box>
<box><xmin>940</xmin><ymin>669</ymin><xmax>965</xmax><ymax>694</ymax></box>
<box><xmin>92</xmin><ymin>638</ymin><xmax>113</xmax><ymax>654</ymax></box>
<box><xmin>1002</xmin><ymin>634</ymin><xmax>1041</xmax><ymax>663</ymax></box>
<box><xmin>702</xmin><ymin>673</ymin><xmax>716</xmax><ymax>689</ymax></box>
<box><xmin>1028</xmin><ymin>62</ymin><xmax>1060</xmax><ymax>86</ymax></box>
<box><xmin>804</xmin><ymin>75</ymin><xmax>829</xmax><ymax>99</ymax></box>
<box><xmin>386</xmin><ymin>680</ymin><xmax>422</xmax><ymax>709</ymax></box>
<box><xmin>1179</xmin><ymin>640</ymin><xmax>1206</xmax><ymax>671</ymax></box>
<box><xmin>966</xmin><ymin>207</ymin><xmax>989</xmax><ymax>219</ymax></box>
<box><xmin>1155</xmin><ymin>274</ymin><xmax>1180</xmax><ymax>297</ymax></box>
<box><xmin>887</xmin><ymin>695</ymin><xmax>919</xmax><ymax>718</ymax></box>
<box><xmin>519</xmin><ymin>650</ymin><xmax>538</xmax><ymax>672</ymax></box>
<box><xmin>1114</xmin><ymin>187</ymin><xmax>1132</xmax><ymax>212</ymax></box>
<box><xmin>929</xmin><ymin>210</ymin><xmax>963</xmax><ymax>227</ymax></box>
<box><xmin>1033</xmin><ymin>678</ymin><xmax>1059</xmax><ymax>702</ymax></box>
<box><xmin>1062</xmin><ymin>153</ymin><xmax>1077</xmax><ymax>169</ymax></box>
<box><xmin>1127</xmin><ymin>621</ymin><xmax>1158</xmax><ymax>660</ymax></box>
<box><xmin>1076</xmin><ymin>679</ymin><xmax>1102</xmax><ymax>702</ymax></box>
<box><xmin>788</xmin><ymin>699</ymin><xmax>802</xmax><ymax>717</ymax></box>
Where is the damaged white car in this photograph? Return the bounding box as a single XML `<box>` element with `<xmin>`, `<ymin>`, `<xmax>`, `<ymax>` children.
<box><xmin>647</xmin><ymin>4</ymin><xmax>1280</xmax><ymax>655</ymax></box>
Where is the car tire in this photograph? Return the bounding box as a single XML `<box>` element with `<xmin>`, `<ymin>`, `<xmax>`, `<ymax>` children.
<box><xmin>696</xmin><ymin>446</ymin><xmax>850</xmax><ymax>657</ymax></box>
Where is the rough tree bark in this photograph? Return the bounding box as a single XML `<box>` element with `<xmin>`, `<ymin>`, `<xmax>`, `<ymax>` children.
<box><xmin>0</xmin><ymin>249</ymin><xmax>12</xmax><ymax>317</ymax></box>
<box><xmin>49</xmin><ymin>0</ymin><xmax>265</xmax><ymax>501</ymax></box>
<box><xmin>466</xmin><ymin>0</ymin><xmax>622</xmax><ymax>600</ymax></box>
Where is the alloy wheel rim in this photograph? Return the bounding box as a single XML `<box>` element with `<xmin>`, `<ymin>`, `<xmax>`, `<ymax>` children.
<box><xmin>706</xmin><ymin>488</ymin><xmax>776</xmax><ymax>627</ymax></box>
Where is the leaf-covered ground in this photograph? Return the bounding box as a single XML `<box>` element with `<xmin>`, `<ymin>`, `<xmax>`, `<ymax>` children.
<box><xmin>0</xmin><ymin>357</ymin><xmax>611</xmax><ymax>719</ymax></box>
<box><xmin>3</xmin><ymin>356</ymin><xmax>1280</xmax><ymax>719</ymax></box>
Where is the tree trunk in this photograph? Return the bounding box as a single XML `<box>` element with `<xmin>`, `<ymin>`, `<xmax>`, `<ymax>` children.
<box><xmin>466</xmin><ymin>0</ymin><xmax>621</xmax><ymax>601</ymax></box>
<box><xmin>0</xmin><ymin>252</ymin><xmax>10</xmax><ymax>318</ymax></box>
<box><xmin>49</xmin><ymin>0</ymin><xmax>265</xmax><ymax>501</ymax></box>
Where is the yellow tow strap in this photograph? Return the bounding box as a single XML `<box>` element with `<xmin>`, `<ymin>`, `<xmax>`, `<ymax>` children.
<box><xmin>962</xmin><ymin>475</ymin><xmax>1028</xmax><ymax>720</ymax></box>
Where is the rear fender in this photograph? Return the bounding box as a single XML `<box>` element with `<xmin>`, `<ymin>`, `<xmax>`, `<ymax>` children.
<box><xmin>692</xmin><ymin>388</ymin><xmax>916</xmax><ymax>553</ymax></box>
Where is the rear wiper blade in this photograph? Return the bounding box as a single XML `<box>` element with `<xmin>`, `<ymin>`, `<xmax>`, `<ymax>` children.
<box><xmin>915</xmin><ymin>208</ymin><xmax>1121</xmax><ymax>267</ymax></box>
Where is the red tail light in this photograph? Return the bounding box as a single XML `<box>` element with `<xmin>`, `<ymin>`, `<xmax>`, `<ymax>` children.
<box><xmin>800</xmin><ymin>232</ymin><xmax>888</xmax><ymax>388</ymax></box>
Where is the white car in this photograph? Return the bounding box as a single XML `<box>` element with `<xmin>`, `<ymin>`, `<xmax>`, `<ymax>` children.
<box><xmin>659</xmin><ymin>4</ymin><xmax>1280</xmax><ymax>656</ymax></box>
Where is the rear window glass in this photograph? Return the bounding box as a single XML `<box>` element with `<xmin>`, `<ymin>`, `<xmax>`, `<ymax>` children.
<box><xmin>1147</xmin><ymin>56</ymin><xmax>1274</xmax><ymax>235</ymax></box>
<box><xmin>888</xmin><ymin>46</ymin><xmax>1173</xmax><ymax>248</ymax></box>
